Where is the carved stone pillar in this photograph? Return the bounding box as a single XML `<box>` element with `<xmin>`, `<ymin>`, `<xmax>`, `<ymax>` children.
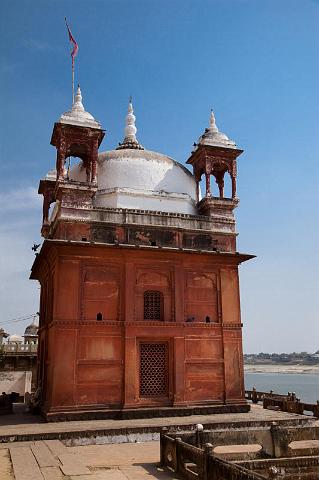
<box><xmin>42</xmin><ymin>192</ymin><xmax>51</xmax><ymax>225</ymax></box>
<box><xmin>195</xmin><ymin>175</ymin><xmax>200</xmax><ymax>203</ymax></box>
<box><xmin>86</xmin><ymin>160</ymin><xmax>91</xmax><ymax>184</ymax></box>
<box><xmin>56</xmin><ymin>143</ymin><xmax>66</xmax><ymax>181</ymax></box>
<box><xmin>205</xmin><ymin>172</ymin><xmax>211</xmax><ymax>198</ymax></box>
<box><xmin>231</xmin><ymin>175</ymin><xmax>237</xmax><ymax>199</ymax></box>
<box><xmin>231</xmin><ymin>161</ymin><xmax>237</xmax><ymax>199</ymax></box>
<box><xmin>91</xmin><ymin>138</ymin><xmax>99</xmax><ymax>184</ymax></box>
<box><xmin>215</xmin><ymin>172</ymin><xmax>225</xmax><ymax>199</ymax></box>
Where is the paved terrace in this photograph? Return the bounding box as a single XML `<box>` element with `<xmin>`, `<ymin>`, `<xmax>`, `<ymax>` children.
<box><xmin>0</xmin><ymin>440</ymin><xmax>172</xmax><ymax>480</ymax></box>
<box><xmin>0</xmin><ymin>406</ymin><xmax>317</xmax><ymax>480</ymax></box>
<box><xmin>0</xmin><ymin>405</ymin><xmax>315</xmax><ymax>444</ymax></box>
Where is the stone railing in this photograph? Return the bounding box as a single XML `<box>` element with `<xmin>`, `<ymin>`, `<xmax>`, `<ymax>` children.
<box><xmin>160</xmin><ymin>429</ymin><xmax>264</xmax><ymax>480</ymax></box>
<box><xmin>245</xmin><ymin>388</ymin><xmax>319</xmax><ymax>418</ymax></box>
<box><xmin>3</xmin><ymin>344</ymin><xmax>37</xmax><ymax>355</ymax></box>
<box><xmin>160</xmin><ymin>424</ymin><xmax>319</xmax><ymax>480</ymax></box>
<box><xmin>207</xmin><ymin>456</ymin><xmax>265</xmax><ymax>480</ymax></box>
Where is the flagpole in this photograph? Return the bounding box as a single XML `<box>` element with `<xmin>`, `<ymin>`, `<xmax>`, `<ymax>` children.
<box><xmin>72</xmin><ymin>59</ymin><xmax>75</xmax><ymax>104</ymax></box>
<box><xmin>65</xmin><ymin>17</ymin><xmax>78</xmax><ymax>105</ymax></box>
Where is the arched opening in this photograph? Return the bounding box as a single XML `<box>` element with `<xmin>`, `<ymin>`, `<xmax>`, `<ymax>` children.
<box><xmin>48</xmin><ymin>201</ymin><xmax>57</xmax><ymax>221</ymax></box>
<box><xmin>223</xmin><ymin>171</ymin><xmax>232</xmax><ymax>199</ymax></box>
<box><xmin>66</xmin><ymin>156</ymin><xmax>87</xmax><ymax>182</ymax></box>
<box><xmin>96</xmin><ymin>312</ymin><xmax>103</xmax><ymax>321</ymax></box>
<box><xmin>144</xmin><ymin>290</ymin><xmax>163</xmax><ymax>321</ymax></box>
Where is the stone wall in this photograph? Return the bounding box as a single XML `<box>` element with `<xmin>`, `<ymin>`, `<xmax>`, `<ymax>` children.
<box><xmin>0</xmin><ymin>371</ymin><xmax>32</xmax><ymax>396</ymax></box>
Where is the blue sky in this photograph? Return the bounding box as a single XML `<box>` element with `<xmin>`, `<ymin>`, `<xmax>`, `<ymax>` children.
<box><xmin>0</xmin><ymin>0</ymin><xmax>318</xmax><ymax>352</ymax></box>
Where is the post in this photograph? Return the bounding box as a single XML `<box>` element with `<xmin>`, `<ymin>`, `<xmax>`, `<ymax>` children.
<box><xmin>160</xmin><ymin>427</ymin><xmax>168</xmax><ymax>467</ymax></box>
<box><xmin>160</xmin><ymin>427</ymin><xmax>168</xmax><ymax>466</ymax></box>
<box><xmin>72</xmin><ymin>60</ymin><xmax>75</xmax><ymax>104</ymax></box>
<box><xmin>56</xmin><ymin>147</ymin><xmax>66</xmax><ymax>181</ymax></box>
<box><xmin>231</xmin><ymin>174</ymin><xmax>236</xmax><ymax>199</ymax></box>
<box><xmin>215</xmin><ymin>172</ymin><xmax>224</xmax><ymax>198</ymax></box>
<box><xmin>203</xmin><ymin>443</ymin><xmax>214</xmax><ymax>480</ymax></box>
<box><xmin>218</xmin><ymin>179</ymin><xmax>224</xmax><ymax>198</ymax></box>
<box><xmin>270</xmin><ymin>422</ymin><xmax>281</xmax><ymax>458</ymax></box>
<box><xmin>175</xmin><ymin>437</ymin><xmax>182</xmax><ymax>474</ymax></box>
<box><xmin>252</xmin><ymin>386</ymin><xmax>258</xmax><ymax>404</ymax></box>
<box><xmin>196</xmin><ymin>179</ymin><xmax>200</xmax><ymax>203</ymax></box>
<box><xmin>205</xmin><ymin>172</ymin><xmax>211</xmax><ymax>197</ymax></box>
<box><xmin>91</xmin><ymin>138</ymin><xmax>98</xmax><ymax>184</ymax></box>
<box><xmin>196</xmin><ymin>423</ymin><xmax>204</xmax><ymax>448</ymax></box>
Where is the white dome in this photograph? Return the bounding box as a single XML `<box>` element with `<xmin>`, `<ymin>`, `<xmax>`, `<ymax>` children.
<box><xmin>69</xmin><ymin>148</ymin><xmax>198</xmax><ymax>215</ymax></box>
<box><xmin>9</xmin><ymin>334</ymin><xmax>23</xmax><ymax>344</ymax></box>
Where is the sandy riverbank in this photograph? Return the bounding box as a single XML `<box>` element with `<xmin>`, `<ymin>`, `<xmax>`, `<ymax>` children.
<box><xmin>244</xmin><ymin>364</ymin><xmax>319</xmax><ymax>374</ymax></box>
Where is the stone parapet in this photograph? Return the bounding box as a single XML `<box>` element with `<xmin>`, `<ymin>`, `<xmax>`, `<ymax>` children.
<box><xmin>46</xmin><ymin>203</ymin><xmax>239</xmax><ymax>251</ymax></box>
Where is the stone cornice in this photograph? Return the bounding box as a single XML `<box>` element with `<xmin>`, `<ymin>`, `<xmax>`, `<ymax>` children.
<box><xmin>39</xmin><ymin>319</ymin><xmax>243</xmax><ymax>329</ymax></box>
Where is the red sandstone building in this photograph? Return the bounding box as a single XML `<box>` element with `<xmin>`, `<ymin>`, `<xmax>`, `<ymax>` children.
<box><xmin>31</xmin><ymin>88</ymin><xmax>253</xmax><ymax>420</ymax></box>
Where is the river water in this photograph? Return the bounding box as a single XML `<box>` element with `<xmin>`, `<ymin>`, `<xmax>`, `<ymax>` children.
<box><xmin>244</xmin><ymin>372</ymin><xmax>319</xmax><ymax>404</ymax></box>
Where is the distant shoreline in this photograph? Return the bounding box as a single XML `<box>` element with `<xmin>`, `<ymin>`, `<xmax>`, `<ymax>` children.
<box><xmin>244</xmin><ymin>364</ymin><xmax>319</xmax><ymax>375</ymax></box>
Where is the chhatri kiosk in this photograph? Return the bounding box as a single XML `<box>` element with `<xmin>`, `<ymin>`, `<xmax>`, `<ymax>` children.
<box><xmin>31</xmin><ymin>87</ymin><xmax>253</xmax><ymax>420</ymax></box>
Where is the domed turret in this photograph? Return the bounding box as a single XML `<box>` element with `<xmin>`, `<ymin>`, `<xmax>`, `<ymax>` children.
<box><xmin>23</xmin><ymin>317</ymin><xmax>39</xmax><ymax>345</ymax></box>
<box><xmin>196</xmin><ymin>110</ymin><xmax>237</xmax><ymax>149</ymax></box>
<box><xmin>24</xmin><ymin>322</ymin><xmax>38</xmax><ymax>337</ymax></box>
<box><xmin>8</xmin><ymin>334</ymin><xmax>23</xmax><ymax>344</ymax></box>
<box><xmin>58</xmin><ymin>85</ymin><xmax>102</xmax><ymax>130</ymax></box>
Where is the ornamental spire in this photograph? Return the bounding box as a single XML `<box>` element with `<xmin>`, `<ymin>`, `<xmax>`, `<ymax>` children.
<box><xmin>116</xmin><ymin>98</ymin><xmax>144</xmax><ymax>150</ymax></box>
<box><xmin>195</xmin><ymin>109</ymin><xmax>237</xmax><ymax>149</ymax></box>
<box><xmin>72</xmin><ymin>85</ymin><xmax>85</xmax><ymax>113</ymax></box>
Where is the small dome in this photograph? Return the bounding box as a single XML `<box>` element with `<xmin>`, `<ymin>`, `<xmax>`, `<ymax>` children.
<box><xmin>196</xmin><ymin>110</ymin><xmax>237</xmax><ymax>149</ymax></box>
<box><xmin>24</xmin><ymin>322</ymin><xmax>38</xmax><ymax>336</ymax></box>
<box><xmin>9</xmin><ymin>334</ymin><xmax>23</xmax><ymax>344</ymax></box>
<box><xmin>45</xmin><ymin>169</ymin><xmax>56</xmax><ymax>180</ymax></box>
<box><xmin>58</xmin><ymin>86</ymin><xmax>102</xmax><ymax>130</ymax></box>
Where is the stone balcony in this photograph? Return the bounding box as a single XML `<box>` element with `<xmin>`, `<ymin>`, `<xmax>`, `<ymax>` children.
<box><xmin>3</xmin><ymin>344</ymin><xmax>37</xmax><ymax>355</ymax></box>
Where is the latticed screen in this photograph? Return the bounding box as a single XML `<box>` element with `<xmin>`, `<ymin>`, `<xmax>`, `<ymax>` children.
<box><xmin>139</xmin><ymin>343</ymin><xmax>168</xmax><ymax>398</ymax></box>
<box><xmin>144</xmin><ymin>290</ymin><xmax>163</xmax><ymax>321</ymax></box>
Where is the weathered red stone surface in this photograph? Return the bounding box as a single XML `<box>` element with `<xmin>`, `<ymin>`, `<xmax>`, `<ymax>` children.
<box><xmin>31</xmin><ymin>242</ymin><xmax>250</xmax><ymax>418</ymax></box>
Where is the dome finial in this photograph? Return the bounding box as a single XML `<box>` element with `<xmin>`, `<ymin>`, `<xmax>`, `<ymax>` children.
<box><xmin>210</xmin><ymin>109</ymin><xmax>217</xmax><ymax>130</ymax></box>
<box><xmin>73</xmin><ymin>85</ymin><xmax>85</xmax><ymax>112</ymax></box>
<box><xmin>125</xmin><ymin>97</ymin><xmax>137</xmax><ymax>140</ymax></box>
<box><xmin>116</xmin><ymin>98</ymin><xmax>144</xmax><ymax>150</ymax></box>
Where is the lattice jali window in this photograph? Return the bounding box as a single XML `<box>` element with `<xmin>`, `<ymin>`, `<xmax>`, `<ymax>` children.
<box><xmin>139</xmin><ymin>343</ymin><xmax>169</xmax><ymax>398</ymax></box>
<box><xmin>144</xmin><ymin>290</ymin><xmax>163</xmax><ymax>321</ymax></box>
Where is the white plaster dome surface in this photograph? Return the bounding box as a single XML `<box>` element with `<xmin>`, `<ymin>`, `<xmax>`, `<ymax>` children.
<box><xmin>60</xmin><ymin>98</ymin><xmax>198</xmax><ymax>214</ymax></box>
<box><xmin>8</xmin><ymin>334</ymin><xmax>23</xmax><ymax>344</ymax></box>
<box><xmin>69</xmin><ymin>148</ymin><xmax>197</xmax><ymax>215</ymax></box>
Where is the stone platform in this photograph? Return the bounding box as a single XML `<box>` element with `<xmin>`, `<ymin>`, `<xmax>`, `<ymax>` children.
<box><xmin>44</xmin><ymin>402</ymin><xmax>250</xmax><ymax>422</ymax></box>
<box><xmin>0</xmin><ymin>404</ymin><xmax>315</xmax><ymax>445</ymax></box>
